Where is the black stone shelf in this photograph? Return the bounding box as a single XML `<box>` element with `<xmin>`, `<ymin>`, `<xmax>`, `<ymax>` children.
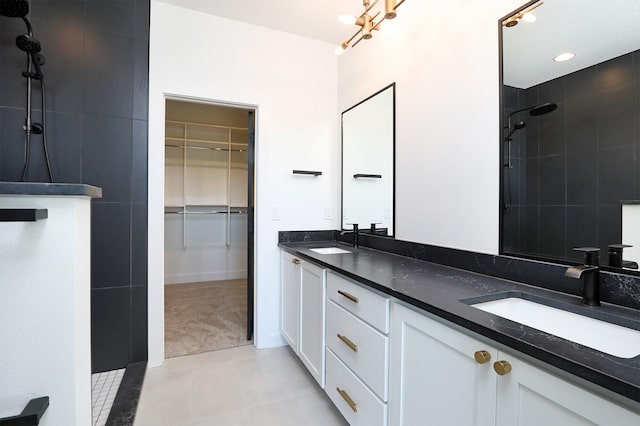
<box><xmin>0</xmin><ymin>182</ymin><xmax>102</xmax><ymax>198</ymax></box>
<box><xmin>279</xmin><ymin>236</ymin><xmax>640</xmax><ymax>407</ymax></box>
<box><xmin>0</xmin><ymin>209</ymin><xmax>48</xmax><ymax>222</ymax></box>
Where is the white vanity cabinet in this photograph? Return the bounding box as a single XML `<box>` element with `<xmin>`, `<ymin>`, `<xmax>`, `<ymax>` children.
<box><xmin>390</xmin><ymin>302</ymin><xmax>640</xmax><ymax>426</ymax></box>
<box><xmin>279</xmin><ymin>251</ymin><xmax>326</xmax><ymax>387</ymax></box>
<box><xmin>325</xmin><ymin>272</ymin><xmax>390</xmax><ymax>426</ymax></box>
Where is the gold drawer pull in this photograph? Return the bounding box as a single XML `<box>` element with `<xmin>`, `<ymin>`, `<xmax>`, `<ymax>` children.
<box><xmin>474</xmin><ymin>350</ymin><xmax>491</xmax><ymax>364</ymax></box>
<box><xmin>337</xmin><ymin>334</ymin><xmax>358</xmax><ymax>352</ymax></box>
<box><xmin>493</xmin><ymin>360</ymin><xmax>512</xmax><ymax>376</ymax></box>
<box><xmin>336</xmin><ymin>387</ymin><xmax>357</xmax><ymax>413</ymax></box>
<box><xmin>337</xmin><ymin>290</ymin><xmax>359</xmax><ymax>303</ymax></box>
<box><xmin>292</xmin><ymin>258</ymin><xmax>301</xmax><ymax>265</ymax></box>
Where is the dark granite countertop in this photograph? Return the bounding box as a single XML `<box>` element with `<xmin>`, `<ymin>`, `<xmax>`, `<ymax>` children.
<box><xmin>279</xmin><ymin>240</ymin><xmax>640</xmax><ymax>407</ymax></box>
<box><xmin>0</xmin><ymin>182</ymin><xmax>102</xmax><ymax>198</ymax></box>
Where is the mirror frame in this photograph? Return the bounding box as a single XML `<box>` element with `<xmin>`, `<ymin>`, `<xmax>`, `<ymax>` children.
<box><xmin>497</xmin><ymin>1</ymin><xmax>640</xmax><ymax>276</ymax></box>
<box><xmin>341</xmin><ymin>82</ymin><xmax>396</xmax><ymax>237</ymax></box>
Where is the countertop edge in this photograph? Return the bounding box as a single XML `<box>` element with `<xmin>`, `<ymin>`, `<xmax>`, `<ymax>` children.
<box><xmin>0</xmin><ymin>182</ymin><xmax>103</xmax><ymax>198</ymax></box>
<box><xmin>279</xmin><ymin>242</ymin><xmax>640</xmax><ymax>408</ymax></box>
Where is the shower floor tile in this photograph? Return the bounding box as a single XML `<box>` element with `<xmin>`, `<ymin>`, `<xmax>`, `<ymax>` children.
<box><xmin>92</xmin><ymin>368</ymin><xmax>125</xmax><ymax>426</ymax></box>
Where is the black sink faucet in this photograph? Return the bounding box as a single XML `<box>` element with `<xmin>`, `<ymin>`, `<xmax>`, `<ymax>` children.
<box><xmin>565</xmin><ymin>247</ymin><xmax>600</xmax><ymax>306</ymax></box>
<box><xmin>341</xmin><ymin>223</ymin><xmax>359</xmax><ymax>248</ymax></box>
<box><xmin>608</xmin><ymin>244</ymin><xmax>639</xmax><ymax>269</ymax></box>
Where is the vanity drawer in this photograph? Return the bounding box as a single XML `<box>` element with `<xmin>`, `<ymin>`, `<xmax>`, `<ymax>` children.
<box><xmin>326</xmin><ymin>300</ymin><xmax>389</xmax><ymax>401</ymax></box>
<box><xmin>326</xmin><ymin>348</ymin><xmax>387</xmax><ymax>426</ymax></box>
<box><xmin>327</xmin><ymin>272</ymin><xmax>390</xmax><ymax>333</ymax></box>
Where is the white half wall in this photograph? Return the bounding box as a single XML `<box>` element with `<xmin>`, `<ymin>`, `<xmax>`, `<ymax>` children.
<box><xmin>148</xmin><ymin>1</ymin><xmax>339</xmax><ymax>366</ymax></box>
<box><xmin>337</xmin><ymin>0</ymin><xmax>526</xmax><ymax>255</ymax></box>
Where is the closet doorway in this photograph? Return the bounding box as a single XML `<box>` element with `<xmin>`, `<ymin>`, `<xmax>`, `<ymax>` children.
<box><xmin>163</xmin><ymin>99</ymin><xmax>255</xmax><ymax>358</ymax></box>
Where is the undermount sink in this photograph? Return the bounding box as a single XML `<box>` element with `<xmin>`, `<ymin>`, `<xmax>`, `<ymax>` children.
<box><xmin>309</xmin><ymin>247</ymin><xmax>351</xmax><ymax>255</ymax></box>
<box><xmin>471</xmin><ymin>297</ymin><xmax>640</xmax><ymax>358</ymax></box>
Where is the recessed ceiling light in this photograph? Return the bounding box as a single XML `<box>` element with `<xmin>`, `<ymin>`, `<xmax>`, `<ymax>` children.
<box><xmin>554</xmin><ymin>52</ymin><xmax>575</xmax><ymax>62</ymax></box>
<box><xmin>522</xmin><ymin>12</ymin><xmax>536</xmax><ymax>23</ymax></box>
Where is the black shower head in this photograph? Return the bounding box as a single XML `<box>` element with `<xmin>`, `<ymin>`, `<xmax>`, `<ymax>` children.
<box><xmin>0</xmin><ymin>0</ymin><xmax>29</xmax><ymax>18</ymax></box>
<box><xmin>529</xmin><ymin>102</ymin><xmax>557</xmax><ymax>116</ymax></box>
<box><xmin>16</xmin><ymin>34</ymin><xmax>41</xmax><ymax>54</ymax></box>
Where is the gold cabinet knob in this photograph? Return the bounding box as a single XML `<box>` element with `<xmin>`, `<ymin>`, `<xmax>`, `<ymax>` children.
<box><xmin>493</xmin><ymin>360</ymin><xmax>512</xmax><ymax>376</ymax></box>
<box><xmin>474</xmin><ymin>350</ymin><xmax>491</xmax><ymax>364</ymax></box>
<box><xmin>292</xmin><ymin>258</ymin><xmax>301</xmax><ymax>265</ymax></box>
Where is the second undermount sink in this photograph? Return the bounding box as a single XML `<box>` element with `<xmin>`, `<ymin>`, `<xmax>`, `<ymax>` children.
<box><xmin>470</xmin><ymin>297</ymin><xmax>640</xmax><ymax>358</ymax></box>
<box><xmin>309</xmin><ymin>247</ymin><xmax>351</xmax><ymax>255</ymax></box>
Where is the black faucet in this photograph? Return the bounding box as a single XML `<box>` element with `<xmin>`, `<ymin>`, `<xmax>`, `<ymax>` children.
<box><xmin>341</xmin><ymin>223</ymin><xmax>359</xmax><ymax>248</ymax></box>
<box><xmin>565</xmin><ymin>247</ymin><xmax>600</xmax><ymax>306</ymax></box>
<box><xmin>608</xmin><ymin>244</ymin><xmax>639</xmax><ymax>269</ymax></box>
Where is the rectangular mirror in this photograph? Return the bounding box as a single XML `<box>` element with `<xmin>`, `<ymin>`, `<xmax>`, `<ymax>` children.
<box><xmin>500</xmin><ymin>0</ymin><xmax>640</xmax><ymax>270</ymax></box>
<box><xmin>341</xmin><ymin>83</ymin><xmax>395</xmax><ymax>236</ymax></box>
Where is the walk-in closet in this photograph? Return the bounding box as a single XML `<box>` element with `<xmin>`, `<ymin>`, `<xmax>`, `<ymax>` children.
<box><xmin>164</xmin><ymin>100</ymin><xmax>253</xmax><ymax>358</ymax></box>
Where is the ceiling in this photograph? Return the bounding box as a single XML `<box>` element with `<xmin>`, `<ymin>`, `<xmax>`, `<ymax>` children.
<box><xmin>155</xmin><ymin>0</ymin><xmax>354</xmax><ymax>45</ymax></box>
<box><xmin>156</xmin><ymin>0</ymin><xmax>640</xmax><ymax>89</ymax></box>
<box><xmin>503</xmin><ymin>0</ymin><xmax>640</xmax><ymax>88</ymax></box>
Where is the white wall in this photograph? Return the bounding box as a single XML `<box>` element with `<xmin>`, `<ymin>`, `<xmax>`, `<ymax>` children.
<box><xmin>0</xmin><ymin>195</ymin><xmax>91</xmax><ymax>426</ymax></box>
<box><xmin>338</xmin><ymin>0</ymin><xmax>525</xmax><ymax>254</ymax></box>
<box><xmin>149</xmin><ymin>2</ymin><xmax>339</xmax><ymax>366</ymax></box>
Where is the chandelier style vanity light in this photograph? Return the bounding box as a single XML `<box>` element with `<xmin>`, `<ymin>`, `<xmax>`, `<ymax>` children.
<box><xmin>336</xmin><ymin>0</ymin><xmax>406</xmax><ymax>54</ymax></box>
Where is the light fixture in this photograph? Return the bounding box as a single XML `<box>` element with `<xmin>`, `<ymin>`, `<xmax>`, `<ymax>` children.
<box><xmin>503</xmin><ymin>1</ymin><xmax>542</xmax><ymax>28</ymax></box>
<box><xmin>554</xmin><ymin>52</ymin><xmax>575</xmax><ymax>62</ymax></box>
<box><xmin>336</xmin><ymin>0</ymin><xmax>406</xmax><ymax>54</ymax></box>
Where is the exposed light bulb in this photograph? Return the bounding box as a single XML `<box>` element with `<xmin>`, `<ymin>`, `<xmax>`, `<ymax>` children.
<box><xmin>522</xmin><ymin>12</ymin><xmax>536</xmax><ymax>22</ymax></box>
<box><xmin>335</xmin><ymin>43</ymin><xmax>347</xmax><ymax>55</ymax></box>
<box><xmin>554</xmin><ymin>52</ymin><xmax>575</xmax><ymax>62</ymax></box>
<box><xmin>338</xmin><ymin>15</ymin><xmax>357</xmax><ymax>25</ymax></box>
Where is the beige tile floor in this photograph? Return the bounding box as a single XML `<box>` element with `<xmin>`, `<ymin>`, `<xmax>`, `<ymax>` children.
<box><xmin>134</xmin><ymin>345</ymin><xmax>348</xmax><ymax>426</ymax></box>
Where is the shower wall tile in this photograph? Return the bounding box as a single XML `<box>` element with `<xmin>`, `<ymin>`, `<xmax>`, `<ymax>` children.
<box><xmin>83</xmin><ymin>115</ymin><xmax>132</xmax><ymax>202</ymax></box>
<box><xmin>539</xmin><ymin>206</ymin><xmax>566</xmax><ymax>259</ymax></box>
<box><xmin>31</xmin><ymin>16</ymin><xmax>84</xmax><ymax>114</ymax></box>
<box><xmin>92</xmin><ymin>287</ymin><xmax>132</xmax><ymax>373</ymax></box>
<box><xmin>0</xmin><ymin>0</ymin><xmax>150</xmax><ymax>373</ymax></box>
<box><xmin>83</xmin><ymin>30</ymin><xmax>134</xmax><ymax>119</ymax></box>
<box><xmin>0</xmin><ymin>107</ymin><xmax>29</xmax><ymax>180</ymax></box>
<box><xmin>91</xmin><ymin>202</ymin><xmax>132</xmax><ymax>288</ymax></box>
<box><xmin>42</xmin><ymin>111</ymin><xmax>83</xmax><ymax>183</ymax></box>
<box><xmin>566</xmin><ymin>206</ymin><xmax>598</xmax><ymax>260</ymax></box>
<box><xmin>131</xmin><ymin>202</ymin><xmax>148</xmax><ymax>286</ymax></box>
<box><xmin>565</xmin><ymin>65</ymin><xmax>597</xmax><ymax>101</ymax></box>
<box><xmin>566</xmin><ymin>149</ymin><xmax>597</xmax><ymax>205</ymax></box>
<box><xmin>84</xmin><ymin>0</ymin><xmax>135</xmax><ymax>37</ymax></box>
<box><xmin>135</xmin><ymin>0</ymin><xmax>151</xmax><ymax>41</ymax></box>
<box><xmin>565</xmin><ymin>95</ymin><xmax>597</xmax><ymax>152</ymax></box>
<box><xmin>131</xmin><ymin>119</ymin><xmax>148</xmax><ymax>202</ymax></box>
<box><xmin>132</xmin><ymin>38</ymin><xmax>149</xmax><ymax>121</ymax></box>
<box><xmin>131</xmin><ymin>285</ymin><xmax>148</xmax><ymax>361</ymax></box>
<box><xmin>538</xmin><ymin>105</ymin><xmax>565</xmax><ymax>156</ymax></box>
<box><xmin>597</xmin><ymin>53</ymin><xmax>636</xmax><ymax>91</ymax></box>
<box><xmin>597</xmin><ymin>144</ymin><xmax>637</xmax><ymax>204</ymax></box>
<box><xmin>0</xmin><ymin>17</ymin><xmax>28</xmax><ymax>110</ymax></box>
<box><xmin>598</xmin><ymin>204</ymin><xmax>623</xmax><ymax>252</ymax></box>
<box><xmin>538</xmin><ymin>154</ymin><xmax>565</xmax><ymax>205</ymax></box>
<box><xmin>537</xmin><ymin>76</ymin><xmax>565</xmax><ymax>106</ymax></box>
<box><xmin>598</xmin><ymin>83</ymin><xmax>637</xmax><ymax>148</ymax></box>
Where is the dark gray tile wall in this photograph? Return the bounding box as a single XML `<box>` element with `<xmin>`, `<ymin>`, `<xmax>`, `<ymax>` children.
<box><xmin>504</xmin><ymin>50</ymin><xmax>640</xmax><ymax>264</ymax></box>
<box><xmin>0</xmin><ymin>0</ymin><xmax>149</xmax><ymax>373</ymax></box>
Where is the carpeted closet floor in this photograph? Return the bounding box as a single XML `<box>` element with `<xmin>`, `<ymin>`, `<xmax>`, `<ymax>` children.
<box><xmin>165</xmin><ymin>279</ymin><xmax>251</xmax><ymax>359</ymax></box>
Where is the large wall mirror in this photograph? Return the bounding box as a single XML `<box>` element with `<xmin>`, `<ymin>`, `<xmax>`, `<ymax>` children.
<box><xmin>500</xmin><ymin>0</ymin><xmax>640</xmax><ymax>271</ymax></box>
<box><xmin>342</xmin><ymin>83</ymin><xmax>395</xmax><ymax>236</ymax></box>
